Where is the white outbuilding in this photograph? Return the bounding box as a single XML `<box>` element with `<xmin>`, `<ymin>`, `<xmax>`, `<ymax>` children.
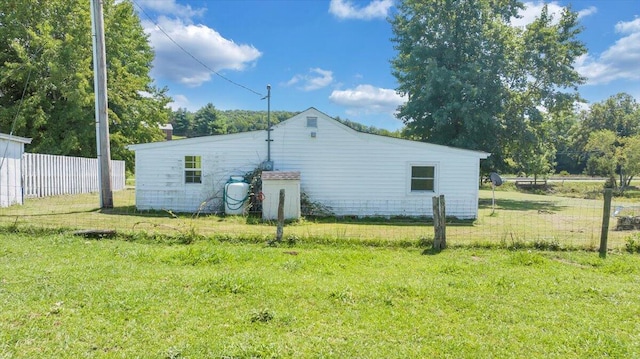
<box><xmin>0</xmin><ymin>133</ymin><xmax>32</xmax><ymax>207</ymax></box>
<box><xmin>127</xmin><ymin>108</ymin><xmax>489</xmax><ymax>219</ymax></box>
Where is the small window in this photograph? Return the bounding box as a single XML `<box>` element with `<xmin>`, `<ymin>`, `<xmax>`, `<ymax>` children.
<box><xmin>185</xmin><ymin>155</ymin><xmax>202</xmax><ymax>184</ymax></box>
<box><xmin>306</xmin><ymin>117</ymin><xmax>317</xmax><ymax>128</ymax></box>
<box><xmin>411</xmin><ymin>166</ymin><xmax>435</xmax><ymax>191</ymax></box>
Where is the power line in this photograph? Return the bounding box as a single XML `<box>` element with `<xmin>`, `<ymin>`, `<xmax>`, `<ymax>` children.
<box><xmin>131</xmin><ymin>0</ymin><xmax>265</xmax><ymax>98</ymax></box>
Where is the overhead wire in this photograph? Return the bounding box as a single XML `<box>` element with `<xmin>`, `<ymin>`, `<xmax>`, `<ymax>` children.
<box><xmin>131</xmin><ymin>0</ymin><xmax>265</xmax><ymax>98</ymax></box>
<box><xmin>0</xmin><ymin>54</ymin><xmax>36</xmax><ymax>173</ymax></box>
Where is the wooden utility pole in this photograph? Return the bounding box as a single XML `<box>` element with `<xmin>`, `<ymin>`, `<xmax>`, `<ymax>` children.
<box><xmin>276</xmin><ymin>189</ymin><xmax>285</xmax><ymax>242</ymax></box>
<box><xmin>90</xmin><ymin>0</ymin><xmax>113</xmax><ymax>208</ymax></box>
<box><xmin>432</xmin><ymin>194</ymin><xmax>446</xmax><ymax>250</ymax></box>
<box><xmin>600</xmin><ymin>189</ymin><xmax>613</xmax><ymax>258</ymax></box>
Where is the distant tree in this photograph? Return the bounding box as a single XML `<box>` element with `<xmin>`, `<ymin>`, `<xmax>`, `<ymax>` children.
<box><xmin>508</xmin><ymin>112</ymin><xmax>556</xmax><ymax>180</ymax></box>
<box><xmin>584</xmin><ymin>130</ymin><xmax>618</xmax><ymax>183</ymax></box>
<box><xmin>171</xmin><ymin>108</ymin><xmax>195</xmax><ymax>137</ymax></box>
<box><xmin>574</xmin><ymin>93</ymin><xmax>640</xmax><ymax>152</ymax></box>
<box><xmin>574</xmin><ymin>93</ymin><xmax>640</xmax><ymax>185</ymax></box>
<box><xmin>390</xmin><ymin>0</ymin><xmax>586</xmax><ymax>172</ymax></box>
<box><xmin>193</xmin><ymin>103</ymin><xmax>226</xmax><ymax>136</ymax></box>
<box><xmin>545</xmin><ymin>109</ymin><xmax>582</xmax><ymax>174</ymax></box>
<box><xmin>0</xmin><ymin>0</ymin><xmax>169</xmax><ymax>170</ymax></box>
<box><xmin>620</xmin><ymin>135</ymin><xmax>640</xmax><ymax>187</ymax></box>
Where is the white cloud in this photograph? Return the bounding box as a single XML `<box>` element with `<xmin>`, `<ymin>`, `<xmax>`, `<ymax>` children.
<box><xmin>329</xmin><ymin>84</ymin><xmax>406</xmax><ymax>115</ymax></box>
<box><xmin>615</xmin><ymin>17</ymin><xmax>640</xmax><ymax>34</ymax></box>
<box><xmin>144</xmin><ymin>17</ymin><xmax>262</xmax><ymax>87</ymax></box>
<box><xmin>284</xmin><ymin>68</ymin><xmax>334</xmax><ymax>91</ymax></box>
<box><xmin>511</xmin><ymin>2</ymin><xmax>596</xmax><ymax>27</ymax></box>
<box><xmin>136</xmin><ymin>0</ymin><xmax>206</xmax><ymax>20</ymax></box>
<box><xmin>167</xmin><ymin>94</ymin><xmax>191</xmax><ymax>111</ymax></box>
<box><xmin>576</xmin><ymin>18</ymin><xmax>640</xmax><ymax>85</ymax></box>
<box><xmin>577</xmin><ymin>6</ymin><xmax>597</xmax><ymax>19</ymax></box>
<box><xmin>329</xmin><ymin>0</ymin><xmax>393</xmax><ymax>20</ymax></box>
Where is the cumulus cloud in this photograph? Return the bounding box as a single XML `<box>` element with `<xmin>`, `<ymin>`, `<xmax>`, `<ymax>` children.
<box><xmin>576</xmin><ymin>17</ymin><xmax>640</xmax><ymax>85</ymax></box>
<box><xmin>577</xmin><ymin>6</ymin><xmax>597</xmax><ymax>19</ymax></box>
<box><xmin>284</xmin><ymin>68</ymin><xmax>334</xmax><ymax>91</ymax></box>
<box><xmin>143</xmin><ymin>17</ymin><xmax>262</xmax><ymax>87</ymax></box>
<box><xmin>329</xmin><ymin>0</ymin><xmax>393</xmax><ymax>20</ymax></box>
<box><xmin>167</xmin><ymin>94</ymin><xmax>191</xmax><ymax>111</ymax></box>
<box><xmin>329</xmin><ymin>84</ymin><xmax>406</xmax><ymax>115</ymax></box>
<box><xmin>511</xmin><ymin>1</ymin><xmax>596</xmax><ymax>27</ymax></box>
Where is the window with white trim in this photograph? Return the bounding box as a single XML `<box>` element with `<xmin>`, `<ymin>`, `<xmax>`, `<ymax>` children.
<box><xmin>184</xmin><ymin>155</ymin><xmax>202</xmax><ymax>184</ymax></box>
<box><xmin>410</xmin><ymin>165</ymin><xmax>435</xmax><ymax>191</ymax></box>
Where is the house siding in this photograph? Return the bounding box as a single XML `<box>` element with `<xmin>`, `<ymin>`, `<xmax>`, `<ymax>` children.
<box><xmin>0</xmin><ymin>134</ymin><xmax>31</xmax><ymax>207</ymax></box>
<box><xmin>129</xmin><ymin>108</ymin><xmax>488</xmax><ymax>218</ymax></box>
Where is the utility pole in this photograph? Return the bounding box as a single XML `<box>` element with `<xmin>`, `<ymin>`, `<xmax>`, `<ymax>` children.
<box><xmin>266</xmin><ymin>84</ymin><xmax>272</xmax><ymax>162</ymax></box>
<box><xmin>90</xmin><ymin>0</ymin><xmax>113</xmax><ymax>208</ymax></box>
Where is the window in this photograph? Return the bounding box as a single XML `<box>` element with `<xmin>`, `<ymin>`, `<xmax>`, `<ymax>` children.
<box><xmin>306</xmin><ymin>117</ymin><xmax>317</xmax><ymax>128</ymax></box>
<box><xmin>411</xmin><ymin>165</ymin><xmax>435</xmax><ymax>191</ymax></box>
<box><xmin>185</xmin><ymin>155</ymin><xmax>202</xmax><ymax>183</ymax></box>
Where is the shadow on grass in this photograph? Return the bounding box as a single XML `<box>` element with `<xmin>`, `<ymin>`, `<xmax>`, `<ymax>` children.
<box><xmin>479</xmin><ymin>198</ymin><xmax>565</xmax><ymax>212</ymax></box>
<box><xmin>421</xmin><ymin>247</ymin><xmax>443</xmax><ymax>255</ymax></box>
<box><xmin>0</xmin><ymin>208</ymin><xmax>101</xmax><ymax>217</ymax></box>
<box><xmin>99</xmin><ymin>207</ymin><xmax>478</xmax><ymax>227</ymax></box>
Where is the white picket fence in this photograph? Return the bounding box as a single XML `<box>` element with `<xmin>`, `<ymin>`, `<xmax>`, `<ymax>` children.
<box><xmin>22</xmin><ymin>153</ymin><xmax>125</xmax><ymax>198</ymax></box>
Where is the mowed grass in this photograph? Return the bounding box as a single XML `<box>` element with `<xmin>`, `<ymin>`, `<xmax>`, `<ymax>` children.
<box><xmin>1</xmin><ymin>231</ymin><xmax>639</xmax><ymax>358</ymax></box>
<box><xmin>1</xmin><ymin>186</ymin><xmax>638</xmax><ymax>249</ymax></box>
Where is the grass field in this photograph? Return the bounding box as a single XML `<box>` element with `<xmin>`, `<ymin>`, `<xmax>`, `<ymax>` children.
<box><xmin>1</xmin><ymin>231</ymin><xmax>639</xmax><ymax>358</ymax></box>
<box><xmin>1</xmin><ymin>184</ymin><xmax>639</xmax><ymax>249</ymax></box>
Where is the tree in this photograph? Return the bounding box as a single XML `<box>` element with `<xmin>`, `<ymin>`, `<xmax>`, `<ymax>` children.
<box><xmin>574</xmin><ymin>93</ymin><xmax>640</xmax><ymax>185</ymax></box>
<box><xmin>620</xmin><ymin>135</ymin><xmax>640</xmax><ymax>188</ymax></box>
<box><xmin>390</xmin><ymin>0</ymin><xmax>586</xmax><ymax>172</ymax></box>
<box><xmin>584</xmin><ymin>130</ymin><xmax>617</xmax><ymax>182</ymax></box>
<box><xmin>193</xmin><ymin>103</ymin><xmax>227</xmax><ymax>136</ymax></box>
<box><xmin>574</xmin><ymin>93</ymin><xmax>640</xmax><ymax>152</ymax></box>
<box><xmin>0</xmin><ymin>0</ymin><xmax>169</xmax><ymax>170</ymax></box>
<box><xmin>171</xmin><ymin>108</ymin><xmax>195</xmax><ymax>137</ymax></box>
<box><xmin>545</xmin><ymin>109</ymin><xmax>582</xmax><ymax>174</ymax></box>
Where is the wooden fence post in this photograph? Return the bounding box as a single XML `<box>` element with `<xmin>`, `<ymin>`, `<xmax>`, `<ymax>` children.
<box><xmin>433</xmin><ymin>194</ymin><xmax>446</xmax><ymax>250</ymax></box>
<box><xmin>600</xmin><ymin>188</ymin><xmax>612</xmax><ymax>258</ymax></box>
<box><xmin>275</xmin><ymin>189</ymin><xmax>285</xmax><ymax>243</ymax></box>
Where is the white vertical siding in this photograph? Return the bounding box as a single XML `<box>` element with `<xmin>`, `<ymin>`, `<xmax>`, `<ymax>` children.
<box><xmin>0</xmin><ymin>139</ymin><xmax>26</xmax><ymax>207</ymax></box>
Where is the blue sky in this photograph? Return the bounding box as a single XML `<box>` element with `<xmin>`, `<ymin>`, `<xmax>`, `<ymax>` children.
<box><xmin>133</xmin><ymin>0</ymin><xmax>640</xmax><ymax>130</ymax></box>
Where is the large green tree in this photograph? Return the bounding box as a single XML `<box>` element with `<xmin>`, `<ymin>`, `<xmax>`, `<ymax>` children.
<box><xmin>577</xmin><ymin>94</ymin><xmax>640</xmax><ymax>187</ymax></box>
<box><xmin>0</xmin><ymin>0</ymin><xmax>169</xmax><ymax>169</ymax></box>
<box><xmin>391</xmin><ymin>0</ymin><xmax>586</xmax><ymax>173</ymax></box>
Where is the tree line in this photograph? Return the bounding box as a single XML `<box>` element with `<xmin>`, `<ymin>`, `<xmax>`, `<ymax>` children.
<box><xmin>169</xmin><ymin>105</ymin><xmax>402</xmax><ymax>138</ymax></box>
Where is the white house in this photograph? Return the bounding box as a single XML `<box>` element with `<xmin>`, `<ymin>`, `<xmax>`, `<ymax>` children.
<box><xmin>127</xmin><ymin>108</ymin><xmax>490</xmax><ymax>219</ymax></box>
<box><xmin>0</xmin><ymin>133</ymin><xmax>32</xmax><ymax>207</ymax></box>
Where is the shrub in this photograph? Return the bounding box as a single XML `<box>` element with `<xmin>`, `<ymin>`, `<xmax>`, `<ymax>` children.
<box><xmin>625</xmin><ymin>235</ymin><xmax>640</xmax><ymax>253</ymax></box>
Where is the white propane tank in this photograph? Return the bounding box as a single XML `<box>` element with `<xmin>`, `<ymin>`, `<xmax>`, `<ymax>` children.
<box><xmin>224</xmin><ymin>176</ymin><xmax>249</xmax><ymax>215</ymax></box>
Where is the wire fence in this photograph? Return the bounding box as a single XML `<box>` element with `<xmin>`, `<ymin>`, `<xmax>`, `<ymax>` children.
<box><xmin>0</xmin><ymin>185</ymin><xmax>638</xmax><ymax>250</ymax></box>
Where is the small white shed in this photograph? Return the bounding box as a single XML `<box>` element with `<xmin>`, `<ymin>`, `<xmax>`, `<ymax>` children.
<box><xmin>0</xmin><ymin>133</ymin><xmax>32</xmax><ymax>207</ymax></box>
<box><xmin>262</xmin><ymin>171</ymin><xmax>301</xmax><ymax>220</ymax></box>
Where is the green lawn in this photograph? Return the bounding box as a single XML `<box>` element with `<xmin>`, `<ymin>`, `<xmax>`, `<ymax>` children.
<box><xmin>1</xmin><ymin>186</ymin><xmax>638</xmax><ymax>249</ymax></box>
<box><xmin>1</xmin><ymin>232</ymin><xmax>639</xmax><ymax>357</ymax></box>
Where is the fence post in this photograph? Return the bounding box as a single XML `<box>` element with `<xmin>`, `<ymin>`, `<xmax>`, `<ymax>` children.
<box><xmin>433</xmin><ymin>194</ymin><xmax>446</xmax><ymax>250</ymax></box>
<box><xmin>600</xmin><ymin>188</ymin><xmax>612</xmax><ymax>258</ymax></box>
<box><xmin>275</xmin><ymin>189</ymin><xmax>285</xmax><ymax>243</ymax></box>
